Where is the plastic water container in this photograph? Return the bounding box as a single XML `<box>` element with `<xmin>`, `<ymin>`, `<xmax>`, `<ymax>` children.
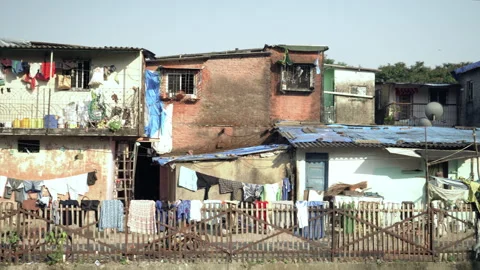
<box><xmin>44</xmin><ymin>115</ymin><xmax>58</xmax><ymax>128</ymax></box>
<box><xmin>13</xmin><ymin>119</ymin><xmax>20</xmax><ymax>128</ymax></box>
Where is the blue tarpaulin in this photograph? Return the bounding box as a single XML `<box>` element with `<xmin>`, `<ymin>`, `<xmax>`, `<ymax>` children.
<box><xmin>144</xmin><ymin>70</ymin><xmax>166</xmax><ymax>137</ymax></box>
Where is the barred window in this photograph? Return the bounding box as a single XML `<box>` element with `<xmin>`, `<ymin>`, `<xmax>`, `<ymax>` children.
<box><xmin>166</xmin><ymin>70</ymin><xmax>197</xmax><ymax>95</ymax></box>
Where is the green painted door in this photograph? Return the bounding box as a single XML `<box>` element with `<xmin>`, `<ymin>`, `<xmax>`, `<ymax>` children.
<box><xmin>306</xmin><ymin>153</ymin><xmax>329</xmax><ymax>191</ymax></box>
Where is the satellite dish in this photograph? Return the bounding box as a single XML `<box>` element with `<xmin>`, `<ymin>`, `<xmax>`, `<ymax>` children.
<box><xmin>418</xmin><ymin>117</ymin><xmax>432</xmax><ymax>127</ymax></box>
<box><xmin>425</xmin><ymin>102</ymin><xmax>444</xmax><ymax>121</ymax></box>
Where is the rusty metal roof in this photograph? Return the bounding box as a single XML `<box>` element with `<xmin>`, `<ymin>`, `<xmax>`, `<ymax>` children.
<box><xmin>0</xmin><ymin>39</ymin><xmax>155</xmax><ymax>58</ymax></box>
<box><xmin>276</xmin><ymin>123</ymin><xmax>479</xmax><ymax>149</ymax></box>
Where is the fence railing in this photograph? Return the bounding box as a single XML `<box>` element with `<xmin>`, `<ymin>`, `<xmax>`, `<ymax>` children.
<box><xmin>0</xmin><ymin>201</ymin><xmax>477</xmax><ymax>264</ymax></box>
<box><xmin>383</xmin><ymin>103</ymin><xmax>458</xmax><ymax>127</ymax></box>
<box><xmin>0</xmin><ymin>87</ymin><xmax>139</xmax><ymax>134</ymax></box>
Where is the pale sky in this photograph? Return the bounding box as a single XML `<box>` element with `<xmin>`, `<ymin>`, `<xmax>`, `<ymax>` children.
<box><xmin>3</xmin><ymin>0</ymin><xmax>479</xmax><ymax>68</ymax></box>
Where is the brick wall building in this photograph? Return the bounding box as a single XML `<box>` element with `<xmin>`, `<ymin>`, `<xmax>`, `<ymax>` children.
<box><xmin>146</xmin><ymin>44</ymin><xmax>328</xmax><ymax>154</ymax></box>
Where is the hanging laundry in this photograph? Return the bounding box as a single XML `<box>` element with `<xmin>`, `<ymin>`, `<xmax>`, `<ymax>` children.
<box><xmin>196</xmin><ymin>171</ymin><xmax>220</xmax><ymax>198</ymax></box>
<box><xmin>11</xmin><ymin>60</ymin><xmax>23</xmax><ymax>75</ymax></box>
<box><xmin>67</xmin><ymin>173</ymin><xmax>89</xmax><ymax>200</ymax></box>
<box><xmin>99</xmin><ymin>200</ymin><xmax>124</xmax><ymax>232</ymax></box>
<box><xmin>88</xmin><ymin>67</ymin><xmax>104</xmax><ymax>87</ymax></box>
<box><xmin>262</xmin><ymin>183</ymin><xmax>280</xmax><ymax>202</ymax></box>
<box><xmin>4</xmin><ymin>179</ymin><xmax>26</xmax><ymax>203</ymax></box>
<box><xmin>155</xmin><ymin>200</ymin><xmax>169</xmax><ymax>232</ymax></box>
<box><xmin>0</xmin><ymin>176</ymin><xmax>7</xmax><ymax>197</ymax></box>
<box><xmin>243</xmin><ymin>183</ymin><xmax>263</xmax><ymax>201</ymax></box>
<box><xmin>128</xmin><ymin>200</ymin><xmax>156</xmax><ymax>234</ymax></box>
<box><xmin>254</xmin><ymin>201</ymin><xmax>269</xmax><ymax>231</ymax></box>
<box><xmin>176</xmin><ymin>200</ymin><xmax>191</xmax><ymax>221</ymax></box>
<box><xmin>43</xmin><ymin>178</ymin><xmax>69</xmax><ymax>201</ymax></box>
<box><xmin>23</xmin><ymin>181</ymin><xmax>43</xmax><ymax>198</ymax></box>
<box><xmin>36</xmin><ymin>62</ymin><xmax>56</xmax><ymax>81</ymax></box>
<box><xmin>1</xmin><ymin>59</ymin><xmax>12</xmax><ymax>68</ymax></box>
<box><xmin>29</xmin><ymin>63</ymin><xmax>40</xmax><ymax>78</ymax></box>
<box><xmin>303</xmin><ymin>201</ymin><xmax>325</xmax><ymax>239</ymax></box>
<box><xmin>295</xmin><ymin>201</ymin><xmax>309</xmax><ymax>229</ymax></box>
<box><xmin>282</xmin><ymin>178</ymin><xmax>291</xmax><ymax>200</ymax></box>
<box><xmin>60</xmin><ymin>60</ymin><xmax>77</xmax><ymax>70</ymax></box>
<box><xmin>0</xmin><ymin>68</ymin><xmax>5</xmax><ymax>87</ymax></box>
<box><xmin>190</xmin><ymin>200</ymin><xmax>203</xmax><ymax>222</ymax></box>
<box><xmin>178</xmin><ymin>166</ymin><xmax>198</xmax><ymax>191</ymax></box>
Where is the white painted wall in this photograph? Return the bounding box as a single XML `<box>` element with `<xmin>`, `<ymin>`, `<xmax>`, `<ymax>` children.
<box><xmin>296</xmin><ymin>148</ymin><xmax>426</xmax><ymax>203</ymax></box>
<box><xmin>0</xmin><ymin>50</ymin><xmax>143</xmax><ymax>126</ymax></box>
<box><xmin>334</xmin><ymin>69</ymin><xmax>376</xmax><ymax>91</ymax></box>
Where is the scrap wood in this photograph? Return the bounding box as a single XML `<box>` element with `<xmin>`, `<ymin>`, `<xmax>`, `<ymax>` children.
<box><xmin>348</xmin><ymin>181</ymin><xmax>367</xmax><ymax>191</ymax></box>
<box><xmin>325</xmin><ymin>181</ymin><xmax>368</xmax><ymax>197</ymax></box>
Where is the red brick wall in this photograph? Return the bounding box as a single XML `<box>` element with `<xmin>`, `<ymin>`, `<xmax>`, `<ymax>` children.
<box><xmin>146</xmin><ymin>50</ymin><xmax>324</xmax><ymax>154</ymax></box>
<box><xmin>268</xmin><ymin>49</ymin><xmax>323</xmax><ymax>122</ymax></box>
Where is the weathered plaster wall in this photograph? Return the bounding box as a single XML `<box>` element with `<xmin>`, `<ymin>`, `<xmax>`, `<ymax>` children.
<box><xmin>0</xmin><ymin>50</ymin><xmax>142</xmax><ymax>127</ymax></box>
<box><xmin>295</xmin><ymin>148</ymin><xmax>426</xmax><ymax>203</ymax></box>
<box><xmin>333</xmin><ymin>69</ymin><xmax>375</xmax><ymax>125</ymax></box>
<box><xmin>173</xmin><ymin>151</ymin><xmax>290</xmax><ymax>200</ymax></box>
<box><xmin>0</xmin><ymin>136</ymin><xmax>114</xmax><ymax>201</ymax></box>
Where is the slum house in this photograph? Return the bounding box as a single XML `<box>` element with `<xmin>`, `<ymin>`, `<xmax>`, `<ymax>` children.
<box><xmin>323</xmin><ymin>64</ymin><xmax>378</xmax><ymax>125</ymax></box>
<box><xmin>0</xmin><ymin>39</ymin><xmax>155</xmax><ymax>205</ymax></box>
<box><xmin>375</xmin><ymin>82</ymin><xmax>461</xmax><ymax>127</ymax></box>
<box><xmin>275</xmin><ymin>122</ymin><xmax>480</xmax><ymax>204</ymax></box>
<box><xmin>451</xmin><ymin>61</ymin><xmax>480</xmax><ymax>127</ymax></box>
<box><xmin>143</xmin><ymin>44</ymin><xmax>328</xmax><ymax>154</ymax></box>
<box><xmin>150</xmin><ymin>144</ymin><xmax>291</xmax><ymax>202</ymax></box>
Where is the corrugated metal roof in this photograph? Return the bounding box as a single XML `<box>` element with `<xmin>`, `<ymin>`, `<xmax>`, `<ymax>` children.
<box><xmin>324</xmin><ymin>64</ymin><xmax>379</xmax><ymax>73</ymax></box>
<box><xmin>268</xmin><ymin>44</ymin><xmax>329</xmax><ymax>52</ymax></box>
<box><xmin>152</xmin><ymin>144</ymin><xmax>290</xmax><ymax>165</ymax></box>
<box><xmin>452</xmin><ymin>61</ymin><xmax>480</xmax><ymax>79</ymax></box>
<box><xmin>0</xmin><ymin>39</ymin><xmax>155</xmax><ymax>58</ymax></box>
<box><xmin>276</xmin><ymin>124</ymin><xmax>480</xmax><ymax>149</ymax></box>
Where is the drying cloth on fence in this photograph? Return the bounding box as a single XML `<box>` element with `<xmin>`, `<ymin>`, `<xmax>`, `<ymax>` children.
<box><xmin>5</xmin><ymin>179</ymin><xmax>26</xmax><ymax>203</ymax></box>
<box><xmin>67</xmin><ymin>173</ymin><xmax>89</xmax><ymax>200</ymax></box>
<box><xmin>23</xmin><ymin>181</ymin><xmax>43</xmax><ymax>199</ymax></box>
<box><xmin>303</xmin><ymin>201</ymin><xmax>325</xmax><ymax>239</ymax></box>
<box><xmin>461</xmin><ymin>179</ymin><xmax>480</xmax><ymax>211</ymax></box>
<box><xmin>428</xmin><ymin>182</ymin><xmax>468</xmax><ymax>203</ymax></box>
<box><xmin>178</xmin><ymin>166</ymin><xmax>198</xmax><ymax>191</ymax></box>
<box><xmin>99</xmin><ymin>200</ymin><xmax>124</xmax><ymax>232</ymax></box>
<box><xmin>254</xmin><ymin>201</ymin><xmax>269</xmax><ymax>230</ymax></box>
<box><xmin>176</xmin><ymin>200</ymin><xmax>191</xmax><ymax>221</ymax></box>
<box><xmin>203</xmin><ymin>200</ymin><xmax>222</xmax><ymax>225</ymax></box>
<box><xmin>295</xmin><ymin>201</ymin><xmax>309</xmax><ymax>229</ymax></box>
<box><xmin>43</xmin><ymin>178</ymin><xmax>69</xmax><ymax>201</ymax></box>
<box><xmin>155</xmin><ymin>201</ymin><xmax>168</xmax><ymax>232</ymax></box>
<box><xmin>262</xmin><ymin>183</ymin><xmax>280</xmax><ymax>202</ymax></box>
<box><xmin>282</xmin><ymin>178</ymin><xmax>291</xmax><ymax>201</ymax></box>
<box><xmin>190</xmin><ymin>200</ymin><xmax>203</xmax><ymax>222</ymax></box>
<box><xmin>128</xmin><ymin>200</ymin><xmax>157</xmax><ymax>234</ymax></box>
<box><xmin>242</xmin><ymin>183</ymin><xmax>263</xmax><ymax>202</ymax></box>
<box><xmin>0</xmin><ymin>176</ymin><xmax>7</xmax><ymax>197</ymax></box>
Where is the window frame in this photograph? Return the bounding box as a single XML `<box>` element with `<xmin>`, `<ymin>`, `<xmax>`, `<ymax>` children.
<box><xmin>428</xmin><ymin>88</ymin><xmax>448</xmax><ymax>106</ymax></box>
<box><xmin>280</xmin><ymin>64</ymin><xmax>315</xmax><ymax>92</ymax></box>
<box><xmin>165</xmin><ymin>69</ymin><xmax>198</xmax><ymax>96</ymax></box>
<box><xmin>17</xmin><ymin>139</ymin><xmax>40</xmax><ymax>153</ymax></box>
<box><xmin>61</xmin><ymin>60</ymin><xmax>91</xmax><ymax>90</ymax></box>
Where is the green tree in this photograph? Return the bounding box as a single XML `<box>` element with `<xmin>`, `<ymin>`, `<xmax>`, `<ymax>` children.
<box><xmin>325</xmin><ymin>58</ymin><xmax>348</xmax><ymax>66</ymax></box>
<box><xmin>377</xmin><ymin>62</ymin><xmax>470</xmax><ymax>83</ymax></box>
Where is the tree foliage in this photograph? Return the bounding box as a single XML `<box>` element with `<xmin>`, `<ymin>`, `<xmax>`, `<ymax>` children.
<box><xmin>376</xmin><ymin>61</ymin><xmax>470</xmax><ymax>84</ymax></box>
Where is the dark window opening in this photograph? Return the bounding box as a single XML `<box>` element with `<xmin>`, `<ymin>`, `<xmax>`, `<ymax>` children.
<box><xmin>467</xmin><ymin>80</ymin><xmax>474</xmax><ymax>102</ymax></box>
<box><xmin>63</xmin><ymin>60</ymin><xmax>91</xmax><ymax>90</ymax></box>
<box><xmin>281</xmin><ymin>64</ymin><xmax>314</xmax><ymax>91</ymax></box>
<box><xmin>18</xmin><ymin>140</ymin><xmax>40</xmax><ymax>153</ymax></box>
<box><xmin>429</xmin><ymin>89</ymin><xmax>447</xmax><ymax>105</ymax></box>
<box><xmin>166</xmin><ymin>70</ymin><xmax>196</xmax><ymax>95</ymax></box>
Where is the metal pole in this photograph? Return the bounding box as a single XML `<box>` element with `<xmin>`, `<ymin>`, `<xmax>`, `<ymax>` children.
<box><xmin>425</xmin><ymin>126</ymin><xmax>429</xmax><ymax>204</ymax></box>
<box><xmin>474</xmin><ymin>129</ymin><xmax>479</xmax><ymax>180</ymax></box>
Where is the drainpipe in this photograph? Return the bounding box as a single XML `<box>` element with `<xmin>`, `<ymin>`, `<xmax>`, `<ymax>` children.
<box><xmin>46</xmin><ymin>50</ymin><xmax>53</xmax><ymax>135</ymax></box>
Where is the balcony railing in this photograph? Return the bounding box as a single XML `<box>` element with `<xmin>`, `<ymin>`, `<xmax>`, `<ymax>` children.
<box><xmin>382</xmin><ymin>102</ymin><xmax>458</xmax><ymax>127</ymax></box>
<box><xmin>0</xmin><ymin>87</ymin><xmax>140</xmax><ymax>136</ymax></box>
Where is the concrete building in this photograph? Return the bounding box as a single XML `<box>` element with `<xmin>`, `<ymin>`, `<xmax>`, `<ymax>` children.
<box><xmin>323</xmin><ymin>64</ymin><xmax>378</xmax><ymax>125</ymax></box>
<box><xmin>0</xmin><ymin>39</ymin><xmax>154</xmax><ymax>203</ymax></box>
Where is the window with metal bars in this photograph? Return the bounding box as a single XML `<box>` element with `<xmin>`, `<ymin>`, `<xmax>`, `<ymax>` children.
<box><xmin>166</xmin><ymin>70</ymin><xmax>197</xmax><ymax>95</ymax></box>
<box><xmin>63</xmin><ymin>60</ymin><xmax>91</xmax><ymax>90</ymax></box>
<box><xmin>280</xmin><ymin>64</ymin><xmax>314</xmax><ymax>92</ymax></box>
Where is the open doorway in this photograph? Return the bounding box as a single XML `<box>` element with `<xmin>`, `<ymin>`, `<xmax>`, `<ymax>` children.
<box><xmin>134</xmin><ymin>142</ymin><xmax>160</xmax><ymax>200</ymax></box>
